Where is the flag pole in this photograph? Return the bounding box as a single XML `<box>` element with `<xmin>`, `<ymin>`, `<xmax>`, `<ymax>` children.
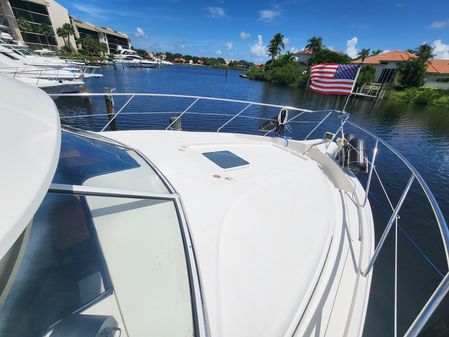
<box><xmin>341</xmin><ymin>64</ymin><xmax>362</xmax><ymax>113</ymax></box>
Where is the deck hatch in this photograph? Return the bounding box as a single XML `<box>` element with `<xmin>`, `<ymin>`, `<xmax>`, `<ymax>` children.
<box><xmin>202</xmin><ymin>150</ymin><xmax>249</xmax><ymax>169</ymax></box>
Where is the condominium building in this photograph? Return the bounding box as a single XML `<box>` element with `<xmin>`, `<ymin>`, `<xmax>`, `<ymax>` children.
<box><xmin>0</xmin><ymin>0</ymin><xmax>130</xmax><ymax>54</ymax></box>
<box><xmin>71</xmin><ymin>18</ymin><xmax>130</xmax><ymax>55</ymax></box>
<box><xmin>0</xmin><ymin>0</ymin><xmax>76</xmax><ymax>50</ymax></box>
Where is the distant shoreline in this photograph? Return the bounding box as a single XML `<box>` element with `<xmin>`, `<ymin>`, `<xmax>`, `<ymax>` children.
<box><xmin>174</xmin><ymin>63</ymin><xmax>246</xmax><ymax>72</ymax></box>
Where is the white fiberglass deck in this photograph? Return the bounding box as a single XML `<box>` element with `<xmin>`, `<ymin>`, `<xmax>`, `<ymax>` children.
<box><xmin>105</xmin><ymin>130</ymin><xmax>374</xmax><ymax>337</ymax></box>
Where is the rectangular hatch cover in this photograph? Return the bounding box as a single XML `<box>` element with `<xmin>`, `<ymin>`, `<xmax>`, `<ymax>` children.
<box><xmin>202</xmin><ymin>150</ymin><xmax>249</xmax><ymax>169</ymax></box>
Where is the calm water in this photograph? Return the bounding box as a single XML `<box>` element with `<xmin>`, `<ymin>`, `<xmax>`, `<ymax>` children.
<box><xmin>57</xmin><ymin>65</ymin><xmax>449</xmax><ymax>336</ymax></box>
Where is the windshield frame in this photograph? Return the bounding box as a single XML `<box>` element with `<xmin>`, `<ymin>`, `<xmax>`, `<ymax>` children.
<box><xmin>51</xmin><ymin>129</ymin><xmax>208</xmax><ymax>337</ymax></box>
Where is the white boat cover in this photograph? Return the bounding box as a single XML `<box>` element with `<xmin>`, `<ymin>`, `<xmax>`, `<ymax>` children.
<box><xmin>0</xmin><ymin>76</ymin><xmax>60</xmax><ymax>258</ymax></box>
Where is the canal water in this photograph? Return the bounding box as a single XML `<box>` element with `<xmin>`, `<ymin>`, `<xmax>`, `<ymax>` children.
<box><xmin>56</xmin><ymin>65</ymin><xmax>449</xmax><ymax>336</ymax></box>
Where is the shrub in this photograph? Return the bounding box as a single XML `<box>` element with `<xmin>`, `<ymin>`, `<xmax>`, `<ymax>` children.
<box><xmin>432</xmin><ymin>96</ymin><xmax>449</xmax><ymax>108</ymax></box>
<box><xmin>246</xmin><ymin>66</ymin><xmax>267</xmax><ymax>81</ymax></box>
<box><xmin>397</xmin><ymin>59</ymin><xmax>427</xmax><ymax>88</ymax></box>
<box><xmin>356</xmin><ymin>65</ymin><xmax>375</xmax><ymax>87</ymax></box>
<box><xmin>386</xmin><ymin>87</ymin><xmax>449</xmax><ymax>108</ymax></box>
<box><xmin>412</xmin><ymin>88</ymin><xmax>439</xmax><ymax>105</ymax></box>
<box><xmin>308</xmin><ymin>49</ymin><xmax>352</xmax><ymax>66</ymax></box>
<box><xmin>270</xmin><ymin>62</ymin><xmax>301</xmax><ymax>86</ymax></box>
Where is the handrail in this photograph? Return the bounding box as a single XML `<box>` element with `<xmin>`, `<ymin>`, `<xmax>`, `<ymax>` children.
<box><xmin>51</xmin><ymin>92</ymin><xmax>314</xmax><ymax>112</ymax></box>
<box><xmin>51</xmin><ymin>92</ymin><xmax>449</xmax><ymax>337</ymax></box>
<box><xmin>347</xmin><ymin>120</ymin><xmax>449</xmax><ymax>267</ymax></box>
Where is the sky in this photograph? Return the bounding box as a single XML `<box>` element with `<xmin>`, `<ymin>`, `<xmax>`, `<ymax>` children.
<box><xmin>57</xmin><ymin>0</ymin><xmax>449</xmax><ymax>62</ymax></box>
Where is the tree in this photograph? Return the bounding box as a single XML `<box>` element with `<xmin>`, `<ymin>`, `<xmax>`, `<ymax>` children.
<box><xmin>415</xmin><ymin>43</ymin><xmax>434</xmax><ymax>61</ymax></box>
<box><xmin>305</xmin><ymin>36</ymin><xmax>324</xmax><ymax>53</ymax></box>
<box><xmin>371</xmin><ymin>49</ymin><xmax>383</xmax><ymax>56</ymax></box>
<box><xmin>56</xmin><ymin>23</ymin><xmax>75</xmax><ymax>51</ymax></box>
<box><xmin>357</xmin><ymin>48</ymin><xmax>371</xmax><ymax>61</ymax></box>
<box><xmin>267</xmin><ymin>33</ymin><xmax>285</xmax><ymax>60</ymax></box>
<box><xmin>397</xmin><ymin>58</ymin><xmax>427</xmax><ymax>88</ymax></box>
<box><xmin>356</xmin><ymin>65</ymin><xmax>376</xmax><ymax>86</ymax></box>
<box><xmin>78</xmin><ymin>35</ymin><xmax>107</xmax><ymax>56</ymax></box>
<box><xmin>37</xmin><ymin>24</ymin><xmax>54</xmax><ymax>47</ymax></box>
<box><xmin>17</xmin><ymin>17</ymin><xmax>33</xmax><ymax>32</ymax></box>
<box><xmin>308</xmin><ymin>49</ymin><xmax>352</xmax><ymax>66</ymax></box>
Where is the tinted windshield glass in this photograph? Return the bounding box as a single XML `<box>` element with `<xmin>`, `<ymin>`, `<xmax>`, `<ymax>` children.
<box><xmin>0</xmin><ymin>192</ymin><xmax>195</xmax><ymax>337</ymax></box>
<box><xmin>0</xmin><ymin>193</ymin><xmax>112</xmax><ymax>337</ymax></box>
<box><xmin>53</xmin><ymin>132</ymin><xmax>169</xmax><ymax>193</ymax></box>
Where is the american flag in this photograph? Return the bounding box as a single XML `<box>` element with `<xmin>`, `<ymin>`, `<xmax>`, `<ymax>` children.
<box><xmin>309</xmin><ymin>64</ymin><xmax>361</xmax><ymax>96</ymax></box>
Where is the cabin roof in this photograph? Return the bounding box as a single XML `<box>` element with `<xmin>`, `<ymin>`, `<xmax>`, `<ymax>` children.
<box><xmin>0</xmin><ymin>76</ymin><xmax>60</xmax><ymax>259</ymax></box>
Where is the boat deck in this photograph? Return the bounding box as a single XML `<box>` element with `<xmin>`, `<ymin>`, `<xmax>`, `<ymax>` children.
<box><xmin>104</xmin><ymin>130</ymin><xmax>374</xmax><ymax>337</ymax></box>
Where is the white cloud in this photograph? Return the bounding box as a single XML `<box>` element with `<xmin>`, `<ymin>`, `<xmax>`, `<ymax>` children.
<box><xmin>432</xmin><ymin>40</ymin><xmax>449</xmax><ymax>59</ymax></box>
<box><xmin>429</xmin><ymin>19</ymin><xmax>449</xmax><ymax>29</ymax></box>
<box><xmin>240</xmin><ymin>31</ymin><xmax>251</xmax><ymax>40</ymax></box>
<box><xmin>283</xmin><ymin>37</ymin><xmax>290</xmax><ymax>45</ymax></box>
<box><xmin>258</xmin><ymin>9</ymin><xmax>281</xmax><ymax>22</ymax></box>
<box><xmin>215</xmin><ymin>49</ymin><xmax>222</xmax><ymax>55</ymax></box>
<box><xmin>225</xmin><ymin>41</ymin><xmax>233</xmax><ymax>50</ymax></box>
<box><xmin>73</xmin><ymin>3</ymin><xmax>106</xmax><ymax>18</ymax></box>
<box><xmin>250</xmin><ymin>34</ymin><xmax>266</xmax><ymax>59</ymax></box>
<box><xmin>177</xmin><ymin>43</ymin><xmax>186</xmax><ymax>49</ymax></box>
<box><xmin>346</xmin><ymin>36</ymin><xmax>358</xmax><ymax>58</ymax></box>
<box><xmin>207</xmin><ymin>6</ymin><xmax>226</xmax><ymax>18</ymax></box>
<box><xmin>135</xmin><ymin>27</ymin><xmax>148</xmax><ymax>39</ymax></box>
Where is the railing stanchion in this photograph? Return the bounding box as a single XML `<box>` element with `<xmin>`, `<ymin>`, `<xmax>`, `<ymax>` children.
<box><xmin>100</xmin><ymin>94</ymin><xmax>135</xmax><ymax>132</ymax></box>
<box><xmin>362</xmin><ymin>174</ymin><xmax>415</xmax><ymax>276</ymax></box>
<box><xmin>305</xmin><ymin>110</ymin><xmax>333</xmax><ymax>140</ymax></box>
<box><xmin>217</xmin><ymin>103</ymin><xmax>252</xmax><ymax>132</ymax></box>
<box><xmin>166</xmin><ymin>97</ymin><xmax>200</xmax><ymax>130</ymax></box>
<box><xmin>405</xmin><ymin>272</ymin><xmax>449</xmax><ymax>337</ymax></box>
<box><xmin>394</xmin><ymin>215</ymin><xmax>398</xmax><ymax>337</ymax></box>
<box><xmin>363</xmin><ymin>139</ymin><xmax>379</xmax><ymax>206</ymax></box>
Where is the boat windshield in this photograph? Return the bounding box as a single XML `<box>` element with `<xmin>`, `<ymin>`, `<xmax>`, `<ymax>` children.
<box><xmin>53</xmin><ymin>131</ymin><xmax>169</xmax><ymax>193</ymax></box>
<box><xmin>0</xmin><ymin>132</ymin><xmax>195</xmax><ymax>337</ymax></box>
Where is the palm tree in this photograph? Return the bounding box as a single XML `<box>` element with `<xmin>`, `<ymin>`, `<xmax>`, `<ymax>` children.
<box><xmin>56</xmin><ymin>23</ymin><xmax>75</xmax><ymax>51</ymax></box>
<box><xmin>357</xmin><ymin>48</ymin><xmax>371</xmax><ymax>61</ymax></box>
<box><xmin>38</xmin><ymin>24</ymin><xmax>54</xmax><ymax>47</ymax></box>
<box><xmin>17</xmin><ymin>17</ymin><xmax>33</xmax><ymax>33</ymax></box>
<box><xmin>415</xmin><ymin>43</ymin><xmax>434</xmax><ymax>61</ymax></box>
<box><xmin>305</xmin><ymin>36</ymin><xmax>324</xmax><ymax>53</ymax></box>
<box><xmin>371</xmin><ymin>49</ymin><xmax>383</xmax><ymax>56</ymax></box>
<box><xmin>267</xmin><ymin>33</ymin><xmax>285</xmax><ymax>60</ymax></box>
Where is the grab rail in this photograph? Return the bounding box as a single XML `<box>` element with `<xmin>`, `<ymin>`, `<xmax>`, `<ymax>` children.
<box><xmin>51</xmin><ymin>92</ymin><xmax>449</xmax><ymax>337</ymax></box>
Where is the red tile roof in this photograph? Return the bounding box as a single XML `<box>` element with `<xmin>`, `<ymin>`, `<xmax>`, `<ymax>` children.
<box><xmin>352</xmin><ymin>50</ymin><xmax>416</xmax><ymax>64</ymax></box>
<box><xmin>427</xmin><ymin>60</ymin><xmax>449</xmax><ymax>74</ymax></box>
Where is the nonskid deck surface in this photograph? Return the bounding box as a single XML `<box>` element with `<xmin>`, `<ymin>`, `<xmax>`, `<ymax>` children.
<box><xmin>104</xmin><ymin>130</ymin><xmax>373</xmax><ymax>337</ymax></box>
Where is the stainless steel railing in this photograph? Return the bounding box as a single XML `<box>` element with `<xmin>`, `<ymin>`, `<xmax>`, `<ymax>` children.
<box><xmin>51</xmin><ymin>92</ymin><xmax>449</xmax><ymax>337</ymax></box>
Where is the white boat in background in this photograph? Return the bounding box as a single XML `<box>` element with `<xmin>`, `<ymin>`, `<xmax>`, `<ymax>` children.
<box><xmin>0</xmin><ymin>31</ymin><xmax>84</xmax><ymax>68</ymax></box>
<box><xmin>1</xmin><ymin>76</ymin><xmax>449</xmax><ymax>337</ymax></box>
<box><xmin>8</xmin><ymin>74</ymin><xmax>84</xmax><ymax>97</ymax></box>
<box><xmin>0</xmin><ymin>32</ymin><xmax>102</xmax><ymax>79</ymax></box>
<box><xmin>115</xmin><ymin>46</ymin><xmax>158</xmax><ymax>68</ymax></box>
<box><xmin>155</xmin><ymin>58</ymin><xmax>173</xmax><ymax>66</ymax></box>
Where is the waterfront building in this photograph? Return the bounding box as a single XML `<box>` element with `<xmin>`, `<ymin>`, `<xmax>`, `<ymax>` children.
<box><xmin>71</xmin><ymin>18</ymin><xmax>130</xmax><ymax>55</ymax></box>
<box><xmin>426</xmin><ymin>60</ymin><xmax>449</xmax><ymax>89</ymax></box>
<box><xmin>353</xmin><ymin>50</ymin><xmax>449</xmax><ymax>88</ymax></box>
<box><xmin>0</xmin><ymin>0</ymin><xmax>76</xmax><ymax>50</ymax></box>
<box><xmin>294</xmin><ymin>48</ymin><xmax>314</xmax><ymax>64</ymax></box>
<box><xmin>0</xmin><ymin>0</ymin><xmax>130</xmax><ymax>54</ymax></box>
